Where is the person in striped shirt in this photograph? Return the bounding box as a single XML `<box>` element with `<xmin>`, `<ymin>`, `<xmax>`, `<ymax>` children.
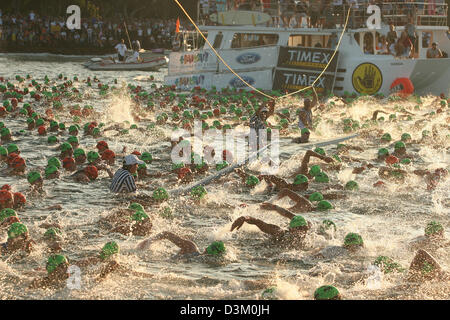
<box><xmin>109</xmin><ymin>155</ymin><xmax>144</xmax><ymax>193</ymax></box>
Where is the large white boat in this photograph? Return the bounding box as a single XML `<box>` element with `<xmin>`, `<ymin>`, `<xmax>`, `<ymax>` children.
<box><xmin>165</xmin><ymin>1</ymin><xmax>450</xmax><ymax>96</ymax></box>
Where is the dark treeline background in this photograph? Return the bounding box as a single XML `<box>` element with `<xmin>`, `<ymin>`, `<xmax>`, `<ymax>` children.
<box><xmin>2</xmin><ymin>0</ymin><xmax>199</xmax><ymax>20</ymax></box>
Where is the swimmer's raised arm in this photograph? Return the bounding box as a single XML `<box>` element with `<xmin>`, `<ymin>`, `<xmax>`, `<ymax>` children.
<box><xmin>230</xmin><ymin>216</ymin><xmax>284</xmax><ymax>237</ymax></box>
<box><xmin>137</xmin><ymin>231</ymin><xmax>199</xmax><ymax>254</ymax></box>
<box><xmin>260</xmin><ymin>203</ymin><xmax>295</xmax><ymax>220</ymax></box>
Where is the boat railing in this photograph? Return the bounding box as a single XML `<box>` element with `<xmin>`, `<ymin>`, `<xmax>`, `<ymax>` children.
<box><xmin>198</xmin><ymin>1</ymin><xmax>448</xmax><ymax>28</ymax></box>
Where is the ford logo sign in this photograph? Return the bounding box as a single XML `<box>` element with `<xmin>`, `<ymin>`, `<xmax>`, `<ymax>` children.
<box><xmin>229</xmin><ymin>76</ymin><xmax>255</xmax><ymax>88</ymax></box>
<box><xmin>236</xmin><ymin>53</ymin><xmax>261</xmax><ymax>65</ymax></box>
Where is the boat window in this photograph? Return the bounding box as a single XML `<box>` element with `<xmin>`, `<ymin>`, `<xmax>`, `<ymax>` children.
<box><xmin>231</xmin><ymin>33</ymin><xmax>279</xmax><ymax>48</ymax></box>
<box><xmin>288</xmin><ymin>35</ymin><xmax>306</xmax><ymax>47</ymax></box>
<box><xmin>363</xmin><ymin>33</ymin><xmax>374</xmax><ymax>54</ymax></box>
<box><xmin>422</xmin><ymin>31</ymin><xmax>432</xmax><ymax>48</ymax></box>
<box><xmin>213</xmin><ymin>32</ymin><xmax>223</xmax><ymax>49</ymax></box>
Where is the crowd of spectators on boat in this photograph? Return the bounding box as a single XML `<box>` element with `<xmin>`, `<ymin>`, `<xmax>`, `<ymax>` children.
<box><xmin>200</xmin><ymin>0</ymin><xmax>448</xmax><ymax>29</ymax></box>
<box><xmin>0</xmin><ymin>9</ymin><xmax>183</xmax><ymax>52</ymax></box>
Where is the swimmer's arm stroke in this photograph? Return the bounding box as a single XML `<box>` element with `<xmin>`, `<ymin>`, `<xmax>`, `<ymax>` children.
<box><xmin>230</xmin><ymin>216</ymin><xmax>284</xmax><ymax>237</ymax></box>
<box><xmin>260</xmin><ymin>203</ymin><xmax>296</xmax><ymax>220</ymax></box>
<box><xmin>137</xmin><ymin>231</ymin><xmax>198</xmax><ymax>254</ymax></box>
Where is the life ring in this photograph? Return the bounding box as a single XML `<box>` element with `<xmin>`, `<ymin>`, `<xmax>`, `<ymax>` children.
<box><xmin>390</xmin><ymin>77</ymin><xmax>414</xmax><ymax>98</ymax></box>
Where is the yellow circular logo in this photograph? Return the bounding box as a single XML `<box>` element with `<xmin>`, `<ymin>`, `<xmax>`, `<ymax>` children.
<box><xmin>352</xmin><ymin>63</ymin><xmax>383</xmax><ymax>95</ymax></box>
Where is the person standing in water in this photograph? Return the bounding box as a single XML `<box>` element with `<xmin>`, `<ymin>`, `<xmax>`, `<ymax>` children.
<box><xmin>293</xmin><ymin>87</ymin><xmax>318</xmax><ymax>143</ymax></box>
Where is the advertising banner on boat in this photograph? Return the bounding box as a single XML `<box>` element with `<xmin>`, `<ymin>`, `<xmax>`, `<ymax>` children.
<box><xmin>168</xmin><ymin>50</ymin><xmax>218</xmax><ymax>75</ymax></box>
<box><xmin>169</xmin><ymin>47</ymin><xmax>279</xmax><ymax>75</ymax></box>
<box><xmin>273</xmin><ymin>69</ymin><xmax>334</xmax><ymax>92</ymax></box>
<box><xmin>165</xmin><ymin>73</ymin><xmax>214</xmax><ymax>90</ymax></box>
<box><xmin>277</xmin><ymin>46</ymin><xmax>339</xmax><ymax>72</ymax></box>
<box><xmin>214</xmin><ymin>69</ymin><xmax>273</xmax><ymax>91</ymax></box>
<box><xmin>218</xmin><ymin>46</ymin><xmax>278</xmax><ymax>73</ymax></box>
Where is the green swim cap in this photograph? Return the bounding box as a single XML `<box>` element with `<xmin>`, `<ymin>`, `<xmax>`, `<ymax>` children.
<box><xmin>315</xmin><ymin>172</ymin><xmax>329</xmax><ymax>183</ymax></box>
<box><xmin>59</xmin><ymin>123</ymin><xmax>66</xmax><ymax>130</ymax></box>
<box><xmin>27</xmin><ymin>171</ymin><xmax>42</xmax><ymax>184</ymax></box>
<box><xmin>246</xmin><ymin>175</ymin><xmax>260</xmax><ymax>187</ymax></box>
<box><xmin>381</xmin><ymin>133</ymin><xmax>392</xmax><ymax>141</ymax></box>
<box><xmin>206</xmin><ymin>241</ymin><xmax>226</xmax><ymax>256</ymax></box>
<box><xmin>131</xmin><ymin>210</ymin><xmax>149</xmax><ymax>222</ymax></box>
<box><xmin>425</xmin><ymin>221</ymin><xmax>444</xmax><ymax>237</ymax></box>
<box><xmin>344</xmin><ymin>233</ymin><xmax>364</xmax><ymax>247</ymax></box>
<box><xmin>60</xmin><ymin>142</ymin><xmax>72</xmax><ymax>153</ymax></box>
<box><xmin>0</xmin><ymin>208</ymin><xmax>17</xmax><ymax>222</ymax></box>
<box><xmin>7</xmin><ymin>143</ymin><xmax>19</xmax><ymax>154</ymax></box>
<box><xmin>1</xmin><ymin>128</ymin><xmax>11</xmax><ymax>137</ymax></box>
<box><xmin>35</xmin><ymin>118</ymin><xmax>44</xmax><ymax>127</ymax></box>
<box><xmin>345</xmin><ymin>180</ymin><xmax>359</xmax><ymax>191</ymax></box>
<box><xmin>67</xmin><ymin>136</ymin><xmax>78</xmax><ymax>144</ymax></box>
<box><xmin>45</xmin><ymin>165</ymin><xmax>59</xmax><ymax>177</ymax></box>
<box><xmin>129</xmin><ymin>202</ymin><xmax>144</xmax><ymax>212</ymax></box>
<box><xmin>141</xmin><ymin>152</ymin><xmax>153</xmax><ymax>164</ymax></box>
<box><xmin>293</xmin><ymin>174</ymin><xmax>308</xmax><ymax>185</ymax></box>
<box><xmin>401</xmin><ymin>133</ymin><xmax>411</xmax><ymax>141</ymax></box>
<box><xmin>8</xmin><ymin>222</ymin><xmax>28</xmax><ymax>239</ymax></box>
<box><xmin>87</xmin><ymin>151</ymin><xmax>100</xmax><ymax>163</ymax></box>
<box><xmin>47</xmin><ymin>135</ymin><xmax>58</xmax><ymax>144</ymax></box>
<box><xmin>378</xmin><ymin>148</ymin><xmax>389</xmax><ymax>156</ymax></box>
<box><xmin>373</xmin><ymin>256</ymin><xmax>404</xmax><ymax>274</ymax></box>
<box><xmin>69</xmin><ymin>125</ymin><xmax>78</xmax><ymax>133</ymax></box>
<box><xmin>74</xmin><ymin>148</ymin><xmax>85</xmax><ymax>158</ymax></box>
<box><xmin>0</xmin><ymin>146</ymin><xmax>7</xmax><ymax>156</ymax></box>
<box><xmin>44</xmin><ymin>227</ymin><xmax>62</xmax><ymax>239</ymax></box>
<box><xmin>394</xmin><ymin>141</ymin><xmax>405</xmax><ymax>150</ymax></box>
<box><xmin>332</xmin><ymin>155</ymin><xmax>342</xmax><ymax>163</ymax></box>
<box><xmin>309</xmin><ymin>165</ymin><xmax>321</xmax><ymax>177</ymax></box>
<box><xmin>50</xmin><ymin>121</ymin><xmax>58</xmax><ymax>128</ymax></box>
<box><xmin>153</xmin><ymin>188</ymin><xmax>169</xmax><ymax>201</ymax></box>
<box><xmin>100</xmin><ymin>241</ymin><xmax>119</xmax><ymax>260</ymax></box>
<box><xmin>314</xmin><ymin>285</ymin><xmax>341</xmax><ymax>300</ymax></box>
<box><xmin>138</xmin><ymin>163</ymin><xmax>147</xmax><ymax>170</ymax></box>
<box><xmin>46</xmin><ymin>255</ymin><xmax>69</xmax><ymax>274</ymax></box>
<box><xmin>289</xmin><ymin>215</ymin><xmax>307</xmax><ymax>228</ymax></box>
<box><xmin>314</xmin><ymin>147</ymin><xmax>326</xmax><ymax>156</ymax></box>
<box><xmin>48</xmin><ymin>157</ymin><xmax>62</xmax><ymax>169</ymax></box>
<box><xmin>400</xmin><ymin>158</ymin><xmax>411</xmax><ymax>165</ymax></box>
<box><xmin>301</xmin><ymin>128</ymin><xmax>310</xmax><ymax>135</ymax></box>
<box><xmin>317</xmin><ymin>200</ymin><xmax>333</xmax><ymax>211</ymax></box>
<box><xmin>309</xmin><ymin>192</ymin><xmax>324</xmax><ymax>202</ymax></box>
<box><xmin>191</xmin><ymin>186</ymin><xmax>207</xmax><ymax>199</ymax></box>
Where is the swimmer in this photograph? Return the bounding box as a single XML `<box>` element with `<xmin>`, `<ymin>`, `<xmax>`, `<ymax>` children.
<box><xmin>288</xmin><ymin>150</ymin><xmax>335</xmax><ymax>179</ymax></box>
<box><xmin>230</xmin><ymin>210</ymin><xmax>312</xmax><ymax>247</ymax></box>
<box><xmin>260</xmin><ymin>191</ymin><xmax>335</xmax><ymax>213</ymax></box>
<box><xmin>27</xmin><ymin>171</ymin><xmax>44</xmax><ymax>194</ymax></box>
<box><xmin>74</xmin><ymin>148</ymin><xmax>87</xmax><ymax>164</ymax></box>
<box><xmin>71</xmin><ymin>165</ymin><xmax>99</xmax><ymax>183</ymax></box>
<box><xmin>29</xmin><ymin>255</ymin><xmax>70</xmax><ymax>289</ymax></box>
<box><xmin>137</xmin><ymin>231</ymin><xmax>227</xmax><ymax>259</ymax></box>
<box><xmin>73</xmin><ymin>241</ymin><xmax>153</xmax><ymax>281</ymax></box>
<box><xmin>0</xmin><ymin>223</ymin><xmax>34</xmax><ymax>255</ymax></box>
<box><xmin>409</xmin><ymin>221</ymin><xmax>449</xmax><ymax>252</ymax></box>
<box><xmin>407</xmin><ymin>249</ymin><xmax>449</xmax><ymax>282</ymax></box>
